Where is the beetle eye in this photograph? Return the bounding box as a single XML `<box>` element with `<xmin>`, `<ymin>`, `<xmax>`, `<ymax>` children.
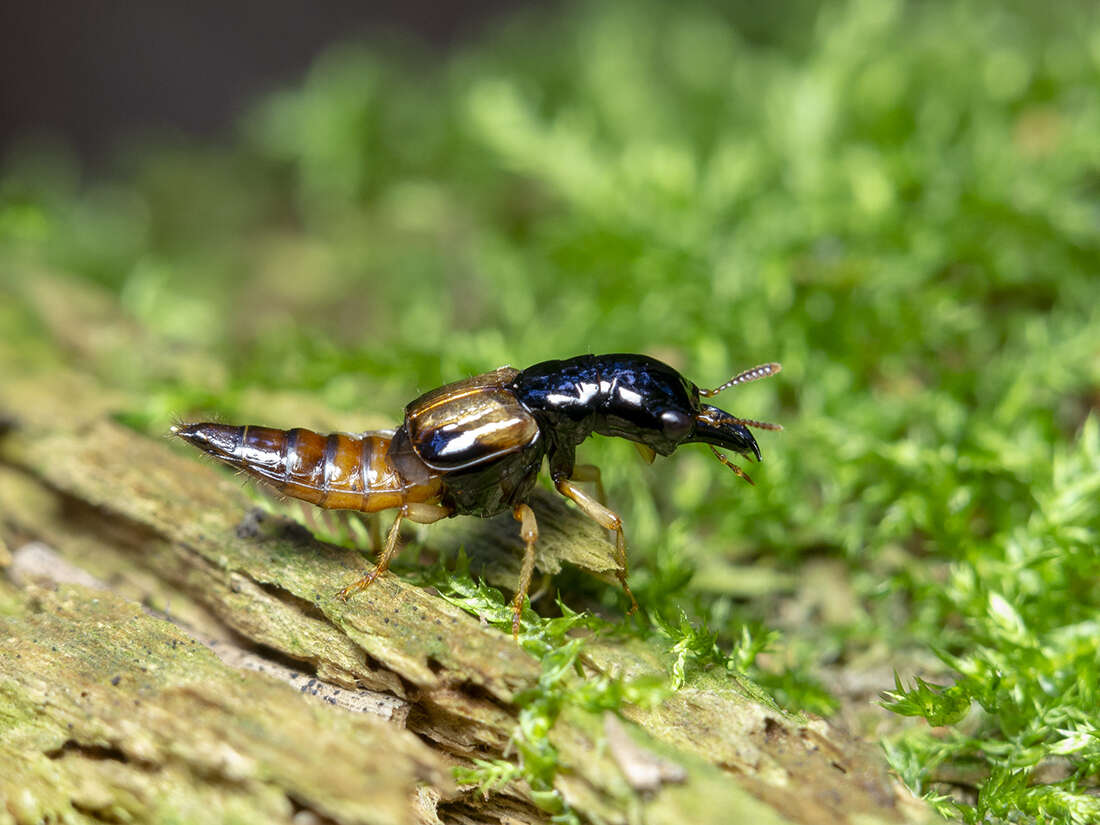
<box><xmin>660</xmin><ymin>409</ymin><xmax>692</xmax><ymax>441</ymax></box>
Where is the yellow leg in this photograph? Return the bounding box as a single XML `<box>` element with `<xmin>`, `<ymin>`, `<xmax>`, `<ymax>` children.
<box><xmin>337</xmin><ymin>510</ymin><xmax>404</xmax><ymax>600</ymax></box>
<box><xmin>336</xmin><ymin>502</ymin><xmax>450</xmax><ymax>601</ymax></box>
<box><xmin>512</xmin><ymin>502</ymin><xmax>539</xmax><ymax>638</ymax></box>
<box><xmin>402</xmin><ymin>502</ymin><xmax>453</xmax><ymax>525</ymax></box>
<box><xmin>708</xmin><ymin>445</ymin><xmax>754</xmax><ymax>486</ymax></box>
<box><xmin>571</xmin><ymin>463</ymin><xmax>607</xmax><ymax>506</ymax></box>
<box><xmin>554</xmin><ymin>478</ymin><xmax>639</xmax><ymax>615</ymax></box>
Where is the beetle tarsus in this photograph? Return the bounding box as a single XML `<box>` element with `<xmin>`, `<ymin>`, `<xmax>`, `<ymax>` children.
<box><xmin>337</xmin><ymin>509</ymin><xmax>406</xmax><ymax>601</ymax></box>
<box><xmin>613</xmin><ymin>531</ymin><xmax>640</xmax><ymax>615</ymax></box>
<box><xmin>336</xmin><ymin>570</ymin><xmax>378</xmax><ymax>602</ymax></box>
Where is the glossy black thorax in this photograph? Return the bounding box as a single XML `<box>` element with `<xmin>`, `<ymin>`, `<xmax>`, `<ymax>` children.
<box><xmin>513</xmin><ymin>354</ymin><xmax>702</xmax><ymax>476</ymax></box>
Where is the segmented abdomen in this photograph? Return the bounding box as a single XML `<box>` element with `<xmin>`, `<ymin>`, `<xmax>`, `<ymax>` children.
<box><xmin>173</xmin><ymin>423</ymin><xmax>442</xmax><ymax>512</ymax></box>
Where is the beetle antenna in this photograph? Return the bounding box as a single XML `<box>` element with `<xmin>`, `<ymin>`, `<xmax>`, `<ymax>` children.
<box><xmin>699</xmin><ymin>362</ymin><xmax>781</xmax><ymax>397</ymax></box>
<box><xmin>733</xmin><ymin>416</ymin><xmax>783</xmax><ymax>432</ymax></box>
<box><xmin>709</xmin><ymin>446</ymin><xmax>754</xmax><ymax>485</ymax></box>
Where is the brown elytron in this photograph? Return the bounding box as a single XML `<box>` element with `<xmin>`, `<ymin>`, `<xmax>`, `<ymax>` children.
<box><xmin>175</xmin><ymin>354</ymin><xmax>781</xmax><ymax>636</ymax></box>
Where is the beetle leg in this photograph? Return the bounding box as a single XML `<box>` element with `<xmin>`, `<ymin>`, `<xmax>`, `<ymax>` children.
<box><xmin>402</xmin><ymin>502</ymin><xmax>453</xmax><ymax>525</ymax></box>
<box><xmin>337</xmin><ymin>502</ymin><xmax>451</xmax><ymax>600</ymax></box>
<box><xmin>570</xmin><ymin>463</ymin><xmax>607</xmax><ymax>505</ymax></box>
<box><xmin>337</xmin><ymin>509</ymin><xmax>405</xmax><ymax>601</ymax></box>
<box><xmin>554</xmin><ymin>479</ymin><xmax>639</xmax><ymax>615</ymax></box>
<box><xmin>511</xmin><ymin>502</ymin><xmax>539</xmax><ymax>638</ymax></box>
<box><xmin>708</xmin><ymin>445</ymin><xmax>754</xmax><ymax>486</ymax></box>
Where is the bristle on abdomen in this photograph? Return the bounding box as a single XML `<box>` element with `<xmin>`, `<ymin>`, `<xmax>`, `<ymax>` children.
<box><xmin>173</xmin><ymin>422</ymin><xmax>429</xmax><ymax>512</ymax></box>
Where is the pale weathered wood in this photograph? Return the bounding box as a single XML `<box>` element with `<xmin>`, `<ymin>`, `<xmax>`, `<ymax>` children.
<box><xmin>0</xmin><ymin>581</ymin><xmax>447</xmax><ymax>825</ymax></box>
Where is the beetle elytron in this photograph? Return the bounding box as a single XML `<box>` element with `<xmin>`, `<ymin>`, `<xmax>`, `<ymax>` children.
<box><xmin>174</xmin><ymin>353</ymin><xmax>781</xmax><ymax>635</ymax></box>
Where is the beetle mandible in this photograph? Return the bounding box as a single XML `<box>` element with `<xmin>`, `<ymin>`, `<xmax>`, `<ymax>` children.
<box><xmin>173</xmin><ymin>353</ymin><xmax>781</xmax><ymax>635</ymax></box>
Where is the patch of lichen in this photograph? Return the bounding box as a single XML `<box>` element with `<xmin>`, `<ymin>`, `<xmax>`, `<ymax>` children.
<box><xmin>0</xmin><ymin>583</ymin><xmax>447</xmax><ymax>825</ymax></box>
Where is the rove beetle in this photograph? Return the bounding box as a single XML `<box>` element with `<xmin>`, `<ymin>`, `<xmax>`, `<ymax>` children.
<box><xmin>173</xmin><ymin>354</ymin><xmax>781</xmax><ymax>635</ymax></box>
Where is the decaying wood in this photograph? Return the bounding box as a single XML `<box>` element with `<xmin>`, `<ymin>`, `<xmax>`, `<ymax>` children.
<box><xmin>0</xmin><ymin>579</ymin><xmax>446</xmax><ymax>825</ymax></box>
<box><xmin>0</xmin><ymin>292</ymin><xmax>933</xmax><ymax>825</ymax></box>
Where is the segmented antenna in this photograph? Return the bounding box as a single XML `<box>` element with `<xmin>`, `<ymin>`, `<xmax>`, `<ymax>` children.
<box><xmin>699</xmin><ymin>362</ymin><xmax>782</xmax><ymax>397</ymax></box>
<box><xmin>731</xmin><ymin>416</ymin><xmax>783</xmax><ymax>432</ymax></box>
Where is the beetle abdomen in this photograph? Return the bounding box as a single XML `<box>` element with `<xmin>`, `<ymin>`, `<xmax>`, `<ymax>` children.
<box><xmin>173</xmin><ymin>423</ymin><xmax>443</xmax><ymax>512</ymax></box>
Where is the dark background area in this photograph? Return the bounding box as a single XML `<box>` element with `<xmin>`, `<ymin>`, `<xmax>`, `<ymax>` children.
<box><xmin>0</xmin><ymin>1</ymin><xmax>547</xmax><ymax>164</ymax></box>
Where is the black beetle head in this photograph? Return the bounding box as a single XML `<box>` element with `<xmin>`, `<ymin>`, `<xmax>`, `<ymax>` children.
<box><xmin>622</xmin><ymin>403</ymin><xmax>761</xmax><ymax>459</ymax></box>
<box><xmin>683</xmin><ymin>404</ymin><xmax>762</xmax><ymax>460</ymax></box>
<box><xmin>674</xmin><ymin>361</ymin><xmax>782</xmax><ymax>484</ymax></box>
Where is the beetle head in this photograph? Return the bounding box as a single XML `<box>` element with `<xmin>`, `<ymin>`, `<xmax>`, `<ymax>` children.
<box><xmin>677</xmin><ymin>362</ymin><xmax>783</xmax><ymax>484</ymax></box>
<box><xmin>682</xmin><ymin>404</ymin><xmax>762</xmax><ymax>459</ymax></box>
<box><xmin>610</xmin><ymin>362</ymin><xmax>781</xmax><ymax>484</ymax></box>
<box><xmin>623</xmin><ymin>402</ymin><xmax>758</xmax><ymax>458</ymax></box>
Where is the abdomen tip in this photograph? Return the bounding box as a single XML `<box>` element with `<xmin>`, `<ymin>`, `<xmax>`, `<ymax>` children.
<box><xmin>173</xmin><ymin>422</ymin><xmax>242</xmax><ymax>457</ymax></box>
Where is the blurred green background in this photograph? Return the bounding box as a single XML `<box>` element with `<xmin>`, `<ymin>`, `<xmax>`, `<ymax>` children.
<box><xmin>3</xmin><ymin>1</ymin><xmax>1100</xmax><ymax>820</ymax></box>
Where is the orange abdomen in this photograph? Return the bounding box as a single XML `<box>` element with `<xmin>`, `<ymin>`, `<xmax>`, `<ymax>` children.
<box><xmin>173</xmin><ymin>423</ymin><xmax>443</xmax><ymax>512</ymax></box>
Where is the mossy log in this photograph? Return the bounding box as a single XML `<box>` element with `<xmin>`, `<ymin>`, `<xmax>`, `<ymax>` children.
<box><xmin>0</xmin><ymin>352</ymin><xmax>932</xmax><ymax>825</ymax></box>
